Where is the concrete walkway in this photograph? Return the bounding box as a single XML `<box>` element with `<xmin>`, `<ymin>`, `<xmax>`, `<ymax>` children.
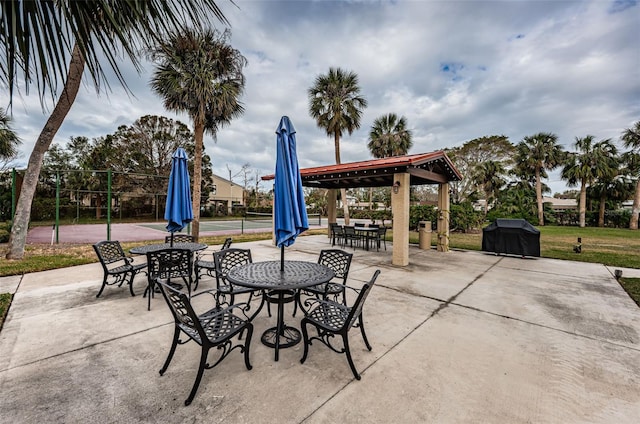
<box><xmin>1</xmin><ymin>235</ymin><xmax>639</xmax><ymax>423</ymax></box>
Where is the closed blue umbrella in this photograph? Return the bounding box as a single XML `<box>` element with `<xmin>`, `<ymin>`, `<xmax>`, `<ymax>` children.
<box><xmin>165</xmin><ymin>147</ymin><xmax>193</xmax><ymax>246</ymax></box>
<box><xmin>274</xmin><ymin>116</ymin><xmax>308</xmax><ymax>270</ymax></box>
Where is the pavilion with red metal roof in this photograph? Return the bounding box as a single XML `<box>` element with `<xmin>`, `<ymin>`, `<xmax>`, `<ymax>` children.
<box><xmin>263</xmin><ymin>151</ymin><xmax>463</xmax><ymax>266</ymax></box>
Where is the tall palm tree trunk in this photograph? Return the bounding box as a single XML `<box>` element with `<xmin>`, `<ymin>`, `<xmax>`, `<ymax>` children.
<box><xmin>335</xmin><ymin>133</ymin><xmax>350</xmax><ymax>225</ymax></box>
<box><xmin>579</xmin><ymin>181</ymin><xmax>587</xmax><ymax>228</ymax></box>
<box><xmin>631</xmin><ymin>180</ymin><xmax>640</xmax><ymax>230</ymax></box>
<box><xmin>191</xmin><ymin>120</ymin><xmax>204</xmax><ymax>240</ymax></box>
<box><xmin>7</xmin><ymin>44</ymin><xmax>84</xmax><ymax>260</ymax></box>
<box><xmin>484</xmin><ymin>189</ymin><xmax>490</xmax><ymax>216</ymax></box>
<box><xmin>535</xmin><ymin>167</ymin><xmax>544</xmax><ymax>226</ymax></box>
<box><xmin>598</xmin><ymin>192</ymin><xmax>606</xmax><ymax>227</ymax></box>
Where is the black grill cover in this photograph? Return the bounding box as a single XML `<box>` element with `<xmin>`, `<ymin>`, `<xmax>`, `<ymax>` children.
<box><xmin>482</xmin><ymin>219</ymin><xmax>540</xmax><ymax>257</ymax></box>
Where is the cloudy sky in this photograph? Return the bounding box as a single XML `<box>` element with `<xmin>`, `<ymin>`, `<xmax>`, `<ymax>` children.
<box><xmin>6</xmin><ymin>0</ymin><xmax>640</xmax><ymax>194</ymax></box>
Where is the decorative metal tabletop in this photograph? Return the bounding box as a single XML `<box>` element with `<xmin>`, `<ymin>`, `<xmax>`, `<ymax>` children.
<box><xmin>226</xmin><ymin>260</ymin><xmax>335</xmax><ymax>291</ymax></box>
<box><xmin>129</xmin><ymin>242</ymin><xmax>207</xmax><ymax>255</ymax></box>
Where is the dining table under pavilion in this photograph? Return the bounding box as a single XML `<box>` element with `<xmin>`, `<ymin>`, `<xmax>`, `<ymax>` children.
<box><xmin>263</xmin><ymin>150</ymin><xmax>463</xmax><ymax>267</ymax></box>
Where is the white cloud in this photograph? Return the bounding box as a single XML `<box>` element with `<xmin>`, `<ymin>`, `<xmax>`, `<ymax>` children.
<box><xmin>4</xmin><ymin>0</ymin><xmax>639</xmax><ymax>195</ymax></box>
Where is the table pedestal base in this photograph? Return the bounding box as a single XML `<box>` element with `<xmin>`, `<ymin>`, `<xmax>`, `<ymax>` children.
<box><xmin>263</xmin><ymin>289</ymin><xmax>299</xmax><ymax>361</ymax></box>
<box><xmin>261</xmin><ymin>326</ymin><xmax>301</xmax><ymax>349</ymax></box>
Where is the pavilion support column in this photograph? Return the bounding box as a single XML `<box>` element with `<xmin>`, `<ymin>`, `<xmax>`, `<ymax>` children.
<box><xmin>437</xmin><ymin>183</ymin><xmax>450</xmax><ymax>252</ymax></box>
<box><xmin>391</xmin><ymin>172</ymin><xmax>410</xmax><ymax>266</ymax></box>
<box><xmin>327</xmin><ymin>189</ymin><xmax>337</xmax><ymax>238</ymax></box>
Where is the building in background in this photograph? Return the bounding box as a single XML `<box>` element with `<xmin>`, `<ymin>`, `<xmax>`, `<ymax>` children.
<box><xmin>207</xmin><ymin>174</ymin><xmax>246</xmax><ymax>215</ymax></box>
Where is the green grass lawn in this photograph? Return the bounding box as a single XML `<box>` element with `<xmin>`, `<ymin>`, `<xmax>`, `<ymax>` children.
<box><xmin>405</xmin><ymin>226</ymin><xmax>640</xmax><ymax>269</ymax></box>
<box><xmin>0</xmin><ymin>293</ymin><xmax>11</xmax><ymax>331</ymax></box>
<box><xmin>618</xmin><ymin>278</ymin><xmax>640</xmax><ymax>307</ymax></box>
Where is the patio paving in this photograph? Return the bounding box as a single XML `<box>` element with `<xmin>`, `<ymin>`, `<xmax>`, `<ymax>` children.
<box><xmin>0</xmin><ymin>235</ymin><xmax>639</xmax><ymax>423</ymax></box>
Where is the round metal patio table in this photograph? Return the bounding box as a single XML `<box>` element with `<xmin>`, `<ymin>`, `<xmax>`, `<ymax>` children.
<box><xmin>226</xmin><ymin>260</ymin><xmax>335</xmax><ymax>361</ymax></box>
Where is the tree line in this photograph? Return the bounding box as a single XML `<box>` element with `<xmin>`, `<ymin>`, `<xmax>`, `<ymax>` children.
<box><xmin>447</xmin><ymin>126</ymin><xmax>640</xmax><ymax>230</ymax></box>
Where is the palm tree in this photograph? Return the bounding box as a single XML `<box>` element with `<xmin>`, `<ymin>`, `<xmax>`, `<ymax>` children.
<box><xmin>308</xmin><ymin>67</ymin><xmax>367</xmax><ymax>225</ymax></box>
<box><xmin>367</xmin><ymin>113</ymin><xmax>412</xmax><ymax>208</ymax></box>
<box><xmin>621</xmin><ymin>121</ymin><xmax>640</xmax><ymax>229</ymax></box>
<box><xmin>0</xmin><ymin>108</ymin><xmax>21</xmax><ymax>161</ymax></box>
<box><xmin>150</xmin><ymin>28</ymin><xmax>246</xmax><ymax>239</ymax></box>
<box><xmin>589</xmin><ymin>175</ymin><xmax>633</xmax><ymax>227</ymax></box>
<box><xmin>513</xmin><ymin>132</ymin><xmax>565</xmax><ymax>226</ymax></box>
<box><xmin>2</xmin><ymin>0</ymin><xmax>228</xmax><ymax>260</ymax></box>
<box><xmin>473</xmin><ymin>160</ymin><xmax>506</xmax><ymax>215</ymax></box>
<box><xmin>368</xmin><ymin>113</ymin><xmax>413</xmax><ymax>158</ymax></box>
<box><xmin>561</xmin><ymin>136</ymin><xmax>618</xmax><ymax>228</ymax></box>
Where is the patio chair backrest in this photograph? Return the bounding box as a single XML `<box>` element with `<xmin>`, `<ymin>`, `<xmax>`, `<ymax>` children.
<box><xmin>346</xmin><ymin>270</ymin><xmax>379</xmax><ymax>329</ymax></box>
<box><xmin>214</xmin><ymin>248</ymin><xmax>252</xmax><ymax>284</ymax></box>
<box><xmin>93</xmin><ymin>240</ymin><xmax>127</xmax><ymax>268</ymax></box>
<box><xmin>165</xmin><ymin>234</ymin><xmax>195</xmax><ymax>243</ymax></box>
<box><xmin>146</xmin><ymin>248</ymin><xmax>194</xmax><ymax>291</ymax></box>
<box><xmin>318</xmin><ymin>249</ymin><xmax>353</xmax><ymax>284</ymax></box>
<box><xmin>156</xmin><ymin>280</ymin><xmax>201</xmax><ymax>338</ymax></box>
<box><xmin>343</xmin><ymin>226</ymin><xmax>357</xmax><ymax>236</ymax></box>
<box><xmin>354</xmin><ymin>222</ymin><xmax>365</xmax><ymax>227</ymax></box>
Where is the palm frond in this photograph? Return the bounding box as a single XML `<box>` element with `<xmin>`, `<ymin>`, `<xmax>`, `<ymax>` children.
<box><xmin>1</xmin><ymin>0</ymin><xmax>232</xmax><ymax>107</ymax></box>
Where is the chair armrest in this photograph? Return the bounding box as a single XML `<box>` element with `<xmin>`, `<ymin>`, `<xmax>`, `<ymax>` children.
<box><xmin>199</xmin><ymin>302</ymin><xmax>251</xmax><ymax>324</ymax></box>
<box><xmin>190</xmin><ymin>288</ymin><xmax>219</xmax><ymax>301</ymax></box>
<box><xmin>303</xmin><ymin>297</ymin><xmax>349</xmax><ymax>315</ymax></box>
<box><xmin>343</xmin><ymin>284</ymin><xmax>361</xmax><ymax>294</ymax></box>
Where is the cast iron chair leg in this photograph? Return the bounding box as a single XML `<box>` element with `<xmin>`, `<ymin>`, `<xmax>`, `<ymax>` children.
<box><xmin>147</xmin><ymin>279</ymin><xmax>154</xmax><ymax>311</ymax></box>
<box><xmin>96</xmin><ymin>279</ymin><xmax>107</xmax><ymax>298</ymax></box>
<box><xmin>343</xmin><ymin>334</ymin><xmax>361</xmax><ymax>380</ymax></box>
<box><xmin>358</xmin><ymin>314</ymin><xmax>372</xmax><ymax>350</ymax></box>
<box><xmin>300</xmin><ymin>319</ymin><xmax>310</xmax><ymax>364</ymax></box>
<box><xmin>128</xmin><ymin>272</ymin><xmax>136</xmax><ymax>297</ymax></box>
<box><xmin>185</xmin><ymin>347</ymin><xmax>210</xmax><ymax>406</ymax></box>
<box><xmin>160</xmin><ymin>327</ymin><xmax>180</xmax><ymax>375</ymax></box>
<box><xmin>243</xmin><ymin>323</ymin><xmax>254</xmax><ymax>370</ymax></box>
<box><xmin>194</xmin><ymin>272</ymin><xmax>200</xmax><ymax>292</ymax></box>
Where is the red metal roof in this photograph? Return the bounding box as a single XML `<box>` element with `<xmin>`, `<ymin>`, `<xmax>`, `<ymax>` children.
<box><xmin>262</xmin><ymin>150</ymin><xmax>462</xmax><ymax>189</ymax></box>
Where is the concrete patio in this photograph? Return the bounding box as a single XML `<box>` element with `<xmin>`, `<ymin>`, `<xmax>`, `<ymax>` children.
<box><xmin>1</xmin><ymin>235</ymin><xmax>639</xmax><ymax>423</ymax></box>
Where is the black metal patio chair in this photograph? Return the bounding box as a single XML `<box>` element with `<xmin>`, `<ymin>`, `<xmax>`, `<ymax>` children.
<box><xmin>93</xmin><ymin>240</ymin><xmax>146</xmax><ymax>298</ymax></box>
<box><xmin>297</xmin><ymin>249</ymin><xmax>353</xmax><ymax>315</ymax></box>
<box><xmin>156</xmin><ymin>280</ymin><xmax>253</xmax><ymax>406</ymax></box>
<box><xmin>213</xmin><ymin>248</ymin><xmax>265</xmax><ymax>320</ymax></box>
<box><xmin>145</xmin><ymin>248</ymin><xmax>194</xmax><ymax>311</ymax></box>
<box><xmin>300</xmin><ymin>269</ymin><xmax>380</xmax><ymax>380</ymax></box>
<box><xmin>330</xmin><ymin>223</ymin><xmax>345</xmax><ymax>248</ymax></box>
<box><xmin>194</xmin><ymin>237</ymin><xmax>232</xmax><ymax>290</ymax></box>
<box><xmin>165</xmin><ymin>234</ymin><xmax>195</xmax><ymax>243</ymax></box>
<box><xmin>343</xmin><ymin>226</ymin><xmax>362</xmax><ymax>249</ymax></box>
<box><xmin>372</xmin><ymin>227</ymin><xmax>388</xmax><ymax>251</ymax></box>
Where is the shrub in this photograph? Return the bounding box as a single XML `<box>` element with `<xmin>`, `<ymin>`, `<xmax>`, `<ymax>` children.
<box><xmin>409</xmin><ymin>205</ymin><xmax>437</xmax><ymax>231</ymax></box>
<box><xmin>0</xmin><ymin>222</ymin><xmax>9</xmax><ymax>243</ymax></box>
<box><xmin>450</xmin><ymin>202</ymin><xmax>483</xmax><ymax>232</ymax></box>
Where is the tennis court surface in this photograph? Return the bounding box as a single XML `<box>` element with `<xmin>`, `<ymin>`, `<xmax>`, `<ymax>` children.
<box><xmin>26</xmin><ymin>218</ymin><xmax>326</xmax><ymax>244</ymax></box>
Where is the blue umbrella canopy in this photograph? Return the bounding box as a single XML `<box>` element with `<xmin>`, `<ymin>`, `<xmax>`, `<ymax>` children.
<box><xmin>274</xmin><ymin>116</ymin><xmax>308</xmax><ymax>251</ymax></box>
<box><xmin>165</xmin><ymin>147</ymin><xmax>194</xmax><ymax>235</ymax></box>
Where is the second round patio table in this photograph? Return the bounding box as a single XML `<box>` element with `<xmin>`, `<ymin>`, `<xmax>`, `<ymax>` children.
<box><xmin>226</xmin><ymin>260</ymin><xmax>335</xmax><ymax>361</ymax></box>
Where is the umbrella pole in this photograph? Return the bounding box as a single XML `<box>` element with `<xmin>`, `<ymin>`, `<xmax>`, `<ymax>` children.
<box><xmin>170</xmin><ymin>232</ymin><xmax>174</xmax><ymax>247</ymax></box>
<box><xmin>280</xmin><ymin>246</ymin><xmax>284</xmax><ymax>271</ymax></box>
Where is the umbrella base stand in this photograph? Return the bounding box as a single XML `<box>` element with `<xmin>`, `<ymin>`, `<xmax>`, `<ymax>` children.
<box><xmin>261</xmin><ymin>326</ymin><xmax>301</xmax><ymax>349</ymax></box>
<box><xmin>261</xmin><ymin>289</ymin><xmax>299</xmax><ymax>361</ymax></box>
